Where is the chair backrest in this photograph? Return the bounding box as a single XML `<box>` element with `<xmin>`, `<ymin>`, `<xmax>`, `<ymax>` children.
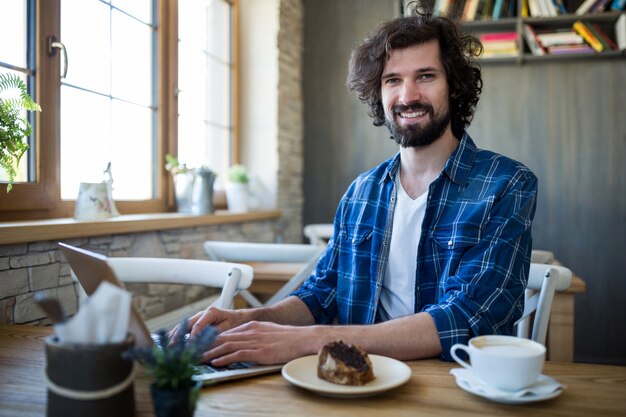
<box><xmin>531</xmin><ymin>249</ymin><xmax>555</xmax><ymax>264</ymax></box>
<box><xmin>203</xmin><ymin>240</ymin><xmax>324</xmax><ymax>307</ymax></box>
<box><xmin>107</xmin><ymin>257</ymin><xmax>254</xmax><ymax>310</ymax></box>
<box><xmin>303</xmin><ymin>223</ymin><xmax>334</xmax><ymax>246</ymax></box>
<box><xmin>516</xmin><ymin>263</ymin><xmax>572</xmax><ymax>345</ymax></box>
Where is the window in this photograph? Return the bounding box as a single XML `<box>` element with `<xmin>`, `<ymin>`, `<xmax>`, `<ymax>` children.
<box><xmin>0</xmin><ymin>0</ymin><xmax>35</xmax><ymax>186</ymax></box>
<box><xmin>60</xmin><ymin>0</ymin><xmax>155</xmax><ymax>200</ymax></box>
<box><xmin>178</xmin><ymin>0</ymin><xmax>235</xmax><ymax>179</ymax></box>
<box><xmin>0</xmin><ymin>0</ymin><xmax>237</xmax><ymax>220</ymax></box>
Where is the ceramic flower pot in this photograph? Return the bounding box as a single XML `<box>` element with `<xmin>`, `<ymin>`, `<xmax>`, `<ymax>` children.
<box><xmin>225</xmin><ymin>181</ymin><xmax>249</xmax><ymax>213</ymax></box>
<box><xmin>150</xmin><ymin>383</ymin><xmax>199</xmax><ymax>417</ymax></box>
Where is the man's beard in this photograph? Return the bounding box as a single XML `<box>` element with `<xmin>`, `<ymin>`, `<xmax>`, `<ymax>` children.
<box><xmin>384</xmin><ymin>101</ymin><xmax>450</xmax><ymax>148</ymax></box>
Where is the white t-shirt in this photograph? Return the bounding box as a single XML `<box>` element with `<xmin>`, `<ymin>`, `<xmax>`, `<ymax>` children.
<box><xmin>378</xmin><ymin>171</ymin><xmax>428</xmax><ymax>321</ymax></box>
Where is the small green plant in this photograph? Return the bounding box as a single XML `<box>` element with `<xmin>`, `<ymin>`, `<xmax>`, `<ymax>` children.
<box><xmin>0</xmin><ymin>73</ymin><xmax>42</xmax><ymax>192</ymax></box>
<box><xmin>123</xmin><ymin>318</ymin><xmax>217</xmax><ymax>390</ymax></box>
<box><xmin>227</xmin><ymin>164</ymin><xmax>249</xmax><ymax>184</ymax></box>
<box><xmin>164</xmin><ymin>153</ymin><xmax>190</xmax><ymax>175</ymax></box>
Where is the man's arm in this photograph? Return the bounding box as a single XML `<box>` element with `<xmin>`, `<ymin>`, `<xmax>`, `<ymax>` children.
<box><xmin>204</xmin><ymin>297</ymin><xmax>442</xmax><ymax>366</ymax></box>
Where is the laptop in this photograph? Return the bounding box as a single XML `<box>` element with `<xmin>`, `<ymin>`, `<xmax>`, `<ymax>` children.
<box><xmin>58</xmin><ymin>242</ymin><xmax>283</xmax><ymax>384</ymax></box>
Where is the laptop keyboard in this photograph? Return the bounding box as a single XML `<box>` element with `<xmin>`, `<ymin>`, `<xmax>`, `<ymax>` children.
<box><xmin>195</xmin><ymin>361</ymin><xmax>255</xmax><ymax>374</ymax></box>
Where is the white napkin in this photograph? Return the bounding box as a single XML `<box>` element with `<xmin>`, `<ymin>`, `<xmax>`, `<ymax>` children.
<box><xmin>450</xmin><ymin>368</ymin><xmax>564</xmax><ymax>399</ymax></box>
<box><xmin>55</xmin><ymin>281</ymin><xmax>131</xmax><ymax>344</ymax></box>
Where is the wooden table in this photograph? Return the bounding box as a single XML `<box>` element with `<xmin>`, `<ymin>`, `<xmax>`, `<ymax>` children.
<box><xmin>239</xmin><ymin>262</ymin><xmax>586</xmax><ymax>362</ymax></box>
<box><xmin>1</xmin><ymin>325</ymin><xmax>624</xmax><ymax>417</ymax></box>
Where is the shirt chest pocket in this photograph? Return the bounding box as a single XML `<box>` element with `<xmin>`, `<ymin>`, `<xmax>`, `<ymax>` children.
<box><xmin>430</xmin><ymin>225</ymin><xmax>482</xmax><ymax>251</ymax></box>
<box><xmin>340</xmin><ymin>226</ymin><xmax>374</xmax><ymax>247</ymax></box>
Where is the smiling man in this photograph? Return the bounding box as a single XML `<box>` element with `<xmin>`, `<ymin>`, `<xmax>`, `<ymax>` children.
<box><xmin>182</xmin><ymin>11</ymin><xmax>538</xmax><ymax>366</ymax></box>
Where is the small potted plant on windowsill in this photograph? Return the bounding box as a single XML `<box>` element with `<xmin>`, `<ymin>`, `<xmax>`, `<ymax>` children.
<box><xmin>225</xmin><ymin>164</ymin><xmax>250</xmax><ymax>213</ymax></box>
<box><xmin>123</xmin><ymin>318</ymin><xmax>217</xmax><ymax>417</ymax></box>
<box><xmin>0</xmin><ymin>73</ymin><xmax>41</xmax><ymax>192</ymax></box>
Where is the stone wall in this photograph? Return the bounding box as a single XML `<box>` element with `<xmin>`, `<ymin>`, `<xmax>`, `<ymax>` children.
<box><xmin>276</xmin><ymin>0</ymin><xmax>305</xmax><ymax>243</ymax></box>
<box><xmin>0</xmin><ymin>220</ymin><xmax>277</xmax><ymax>326</ymax></box>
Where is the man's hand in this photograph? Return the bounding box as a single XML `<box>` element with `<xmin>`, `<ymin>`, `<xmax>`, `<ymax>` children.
<box><xmin>168</xmin><ymin>305</ymin><xmax>249</xmax><ymax>341</ymax></box>
<box><xmin>202</xmin><ymin>321</ymin><xmax>319</xmax><ymax>366</ymax></box>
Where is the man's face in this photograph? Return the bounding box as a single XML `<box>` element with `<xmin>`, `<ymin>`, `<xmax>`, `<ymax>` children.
<box><xmin>380</xmin><ymin>40</ymin><xmax>451</xmax><ymax>148</ymax></box>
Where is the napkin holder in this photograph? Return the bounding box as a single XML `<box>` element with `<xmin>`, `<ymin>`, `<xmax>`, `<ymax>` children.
<box><xmin>45</xmin><ymin>334</ymin><xmax>135</xmax><ymax>417</ymax></box>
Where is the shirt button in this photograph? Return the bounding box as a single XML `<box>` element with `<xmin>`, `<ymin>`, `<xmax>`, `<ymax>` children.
<box><xmin>448</xmin><ymin>239</ymin><xmax>453</xmax><ymax>247</ymax></box>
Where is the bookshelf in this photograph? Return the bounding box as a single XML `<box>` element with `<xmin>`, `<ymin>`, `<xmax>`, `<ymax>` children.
<box><xmin>462</xmin><ymin>11</ymin><xmax>625</xmax><ymax>63</ymax></box>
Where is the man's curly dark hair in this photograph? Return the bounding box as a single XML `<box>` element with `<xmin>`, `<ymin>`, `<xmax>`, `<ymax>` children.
<box><xmin>346</xmin><ymin>13</ymin><xmax>483</xmax><ymax>139</ymax></box>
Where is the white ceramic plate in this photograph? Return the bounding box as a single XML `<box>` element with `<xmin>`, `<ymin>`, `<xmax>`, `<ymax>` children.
<box><xmin>281</xmin><ymin>354</ymin><xmax>411</xmax><ymax>398</ymax></box>
<box><xmin>454</xmin><ymin>373</ymin><xmax>563</xmax><ymax>404</ymax></box>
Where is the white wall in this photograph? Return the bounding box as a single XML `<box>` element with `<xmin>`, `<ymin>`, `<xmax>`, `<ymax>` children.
<box><xmin>239</xmin><ymin>0</ymin><xmax>279</xmax><ymax>209</ymax></box>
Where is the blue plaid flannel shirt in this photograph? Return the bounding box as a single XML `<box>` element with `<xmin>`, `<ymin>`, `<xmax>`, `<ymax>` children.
<box><xmin>292</xmin><ymin>132</ymin><xmax>538</xmax><ymax>361</ymax></box>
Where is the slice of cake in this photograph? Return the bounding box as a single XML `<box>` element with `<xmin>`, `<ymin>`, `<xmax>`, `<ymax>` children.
<box><xmin>317</xmin><ymin>340</ymin><xmax>375</xmax><ymax>386</ymax></box>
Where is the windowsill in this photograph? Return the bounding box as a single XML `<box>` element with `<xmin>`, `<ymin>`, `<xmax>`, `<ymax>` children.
<box><xmin>0</xmin><ymin>210</ymin><xmax>282</xmax><ymax>245</ymax></box>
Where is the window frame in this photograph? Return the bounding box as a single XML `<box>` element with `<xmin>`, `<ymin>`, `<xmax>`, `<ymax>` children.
<box><xmin>0</xmin><ymin>0</ymin><xmax>239</xmax><ymax>221</ymax></box>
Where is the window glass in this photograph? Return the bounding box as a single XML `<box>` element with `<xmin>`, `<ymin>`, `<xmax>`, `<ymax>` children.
<box><xmin>0</xmin><ymin>0</ymin><xmax>26</xmax><ymax>66</ymax></box>
<box><xmin>111</xmin><ymin>9</ymin><xmax>153</xmax><ymax>106</ymax></box>
<box><xmin>111</xmin><ymin>0</ymin><xmax>152</xmax><ymax>24</ymax></box>
<box><xmin>61</xmin><ymin>0</ymin><xmax>111</xmax><ymax>95</ymax></box>
<box><xmin>178</xmin><ymin>0</ymin><xmax>233</xmax><ymax>181</ymax></box>
<box><xmin>60</xmin><ymin>87</ymin><xmax>111</xmax><ymax>198</ymax></box>
<box><xmin>60</xmin><ymin>0</ymin><xmax>155</xmax><ymax>200</ymax></box>
<box><xmin>0</xmin><ymin>0</ymin><xmax>31</xmax><ymax>185</ymax></box>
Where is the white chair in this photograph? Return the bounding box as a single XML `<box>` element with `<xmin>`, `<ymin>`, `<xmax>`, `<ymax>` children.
<box><xmin>515</xmin><ymin>263</ymin><xmax>572</xmax><ymax>346</ymax></box>
<box><xmin>531</xmin><ymin>249</ymin><xmax>555</xmax><ymax>264</ymax></box>
<box><xmin>107</xmin><ymin>257</ymin><xmax>254</xmax><ymax>331</ymax></box>
<box><xmin>203</xmin><ymin>241</ymin><xmax>324</xmax><ymax>308</ymax></box>
<box><xmin>303</xmin><ymin>223</ymin><xmax>334</xmax><ymax>246</ymax></box>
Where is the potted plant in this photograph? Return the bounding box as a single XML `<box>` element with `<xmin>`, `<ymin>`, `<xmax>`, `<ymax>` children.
<box><xmin>123</xmin><ymin>318</ymin><xmax>217</xmax><ymax>417</ymax></box>
<box><xmin>0</xmin><ymin>73</ymin><xmax>41</xmax><ymax>192</ymax></box>
<box><xmin>225</xmin><ymin>164</ymin><xmax>250</xmax><ymax>213</ymax></box>
<box><xmin>165</xmin><ymin>154</ymin><xmax>216</xmax><ymax>215</ymax></box>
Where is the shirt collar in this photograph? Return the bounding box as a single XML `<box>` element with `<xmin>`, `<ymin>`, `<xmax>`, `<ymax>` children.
<box><xmin>442</xmin><ymin>131</ymin><xmax>476</xmax><ymax>187</ymax></box>
<box><xmin>381</xmin><ymin>131</ymin><xmax>477</xmax><ymax>187</ymax></box>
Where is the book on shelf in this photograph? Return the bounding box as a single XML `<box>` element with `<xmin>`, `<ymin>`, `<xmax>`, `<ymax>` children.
<box><xmin>479</xmin><ymin>31</ymin><xmax>519</xmax><ymax>57</ymax></box>
<box><xmin>552</xmin><ymin>0</ymin><xmax>569</xmax><ymax>13</ymax></box>
<box><xmin>462</xmin><ymin>0</ymin><xmax>481</xmax><ymax>20</ymax></box>
<box><xmin>614</xmin><ymin>13</ymin><xmax>626</xmax><ymax>49</ymax></box>
<box><xmin>492</xmin><ymin>0</ymin><xmax>506</xmax><ymax>18</ymax></box>
<box><xmin>547</xmin><ymin>44</ymin><xmax>596</xmax><ymax>53</ymax></box>
<box><xmin>527</xmin><ymin>0</ymin><xmax>543</xmax><ymax>15</ymax></box>
<box><xmin>482</xmin><ymin>0</ymin><xmax>495</xmax><ymax>19</ymax></box>
<box><xmin>589</xmin><ymin>22</ymin><xmax>618</xmax><ymax>49</ymax></box>
<box><xmin>521</xmin><ymin>0</ymin><xmax>530</xmax><ymax>15</ymax></box>
<box><xmin>575</xmin><ymin>0</ymin><xmax>611</xmax><ymax>13</ymax></box>
<box><xmin>523</xmin><ymin>23</ymin><xmax>548</xmax><ymax>55</ymax></box>
<box><xmin>528</xmin><ymin>0</ymin><xmax>558</xmax><ymax>16</ymax></box>
<box><xmin>480</xmin><ymin>31</ymin><xmax>518</xmax><ymax>41</ymax></box>
<box><xmin>572</xmin><ymin>20</ymin><xmax>605</xmax><ymax>51</ymax></box>
<box><xmin>589</xmin><ymin>0</ymin><xmax>612</xmax><ymax>12</ymax></box>
<box><xmin>610</xmin><ymin>0</ymin><xmax>625</xmax><ymax>11</ymax></box>
<box><xmin>536</xmin><ymin>30</ymin><xmax>585</xmax><ymax>46</ymax></box>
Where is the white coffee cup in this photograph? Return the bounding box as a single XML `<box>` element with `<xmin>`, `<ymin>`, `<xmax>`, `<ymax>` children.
<box><xmin>450</xmin><ymin>335</ymin><xmax>546</xmax><ymax>392</ymax></box>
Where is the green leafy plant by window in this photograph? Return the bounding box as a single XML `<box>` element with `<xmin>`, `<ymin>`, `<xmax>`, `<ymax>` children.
<box><xmin>227</xmin><ymin>164</ymin><xmax>249</xmax><ymax>184</ymax></box>
<box><xmin>0</xmin><ymin>73</ymin><xmax>41</xmax><ymax>192</ymax></box>
<box><xmin>164</xmin><ymin>153</ymin><xmax>190</xmax><ymax>175</ymax></box>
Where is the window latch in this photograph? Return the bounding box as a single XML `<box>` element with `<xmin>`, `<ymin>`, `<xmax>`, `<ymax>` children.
<box><xmin>47</xmin><ymin>36</ymin><xmax>68</xmax><ymax>79</ymax></box>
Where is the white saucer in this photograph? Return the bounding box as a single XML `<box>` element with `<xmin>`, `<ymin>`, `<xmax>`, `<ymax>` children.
<box><xmin>451</xmin><ymin>368</ymin><xmax>563</xmax><ymax>404</ymax></box>
<box><xmin>282</xmin><ymin>354</ymin><xmax>411</xmax><ymax>398</ymax></box>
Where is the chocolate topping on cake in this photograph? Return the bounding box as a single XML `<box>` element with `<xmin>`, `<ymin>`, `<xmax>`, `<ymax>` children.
<box><xmin>317</xmin><ymin>340</ymin><xmax>375</xmax><ymax>386</ymax></box>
